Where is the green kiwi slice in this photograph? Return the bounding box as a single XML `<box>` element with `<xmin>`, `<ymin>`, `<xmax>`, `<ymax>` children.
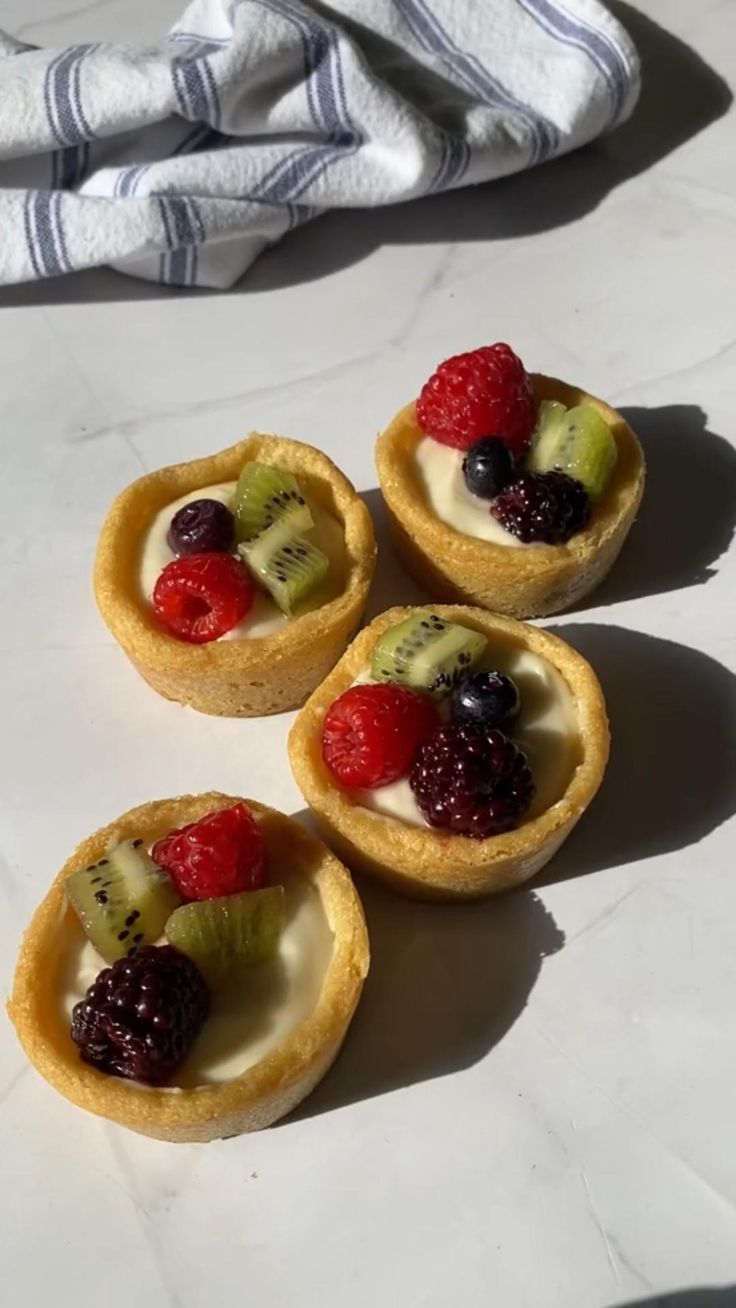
<box><xmin>526</xmin><ymin>402</ymin><xmax>618</xmax><ymax>498</ymax></box>
<box><xmin>532</xmin><ymin>399</ymin><xmax>567</xmax><ymax>439</ymax></box>
<box><xmin>232</xmin><ymin>462</ymin><xmax>314</xmax><ymax>543</ymax></box>
<box><xmin>371</xmin><ymin>610</ymin><xmax>487</xmax><ymax>699</ymax></box>
<box><xmin>238</xmin><ymin>516</ymin><xmax>329</xmax><ymax>614</ymax></box>
<box><xmin>164</xmin><ymin>886</ymin><xmax>285</xmax><ymax>988</ymax></box>
<box><xmin>65</xmin><ymin>841</ymin><xmax>181</xmax><ymax>963</ymax></box>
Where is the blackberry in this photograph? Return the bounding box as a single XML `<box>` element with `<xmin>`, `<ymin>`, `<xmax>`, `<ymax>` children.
<box><xmin>462</xmin><ymin>437</ymin><xmax>515</xmax><ymax>500</ymax></box>
<box><xmin>167</xmin><ymin>498</ymin><xmax>234</xmax><ymax>556</ymax></box>
<box><xmin>71</xmin><ymin>946</ymin><xmax>210</xmax><ymax>1084</ymax></box>
<box><xmin>451</xmin><ymin>670</ymin><xmax>520</xmax><ymax>731</ymax></box>
<box><xmin>409</xmin><ymin>723</ymin><xmax>534</xmax><ymax>839</ymax></box>
<box><xmin>491</xmin><ymin>471</ymin><xmax>590</xmax><ymax>544</ymax></box>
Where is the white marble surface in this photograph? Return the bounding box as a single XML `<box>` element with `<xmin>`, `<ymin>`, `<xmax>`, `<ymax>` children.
<box><xmin>1</xmin><ymin>2</ymin><xmax>735</xmax><ymax>1306</ymax></box>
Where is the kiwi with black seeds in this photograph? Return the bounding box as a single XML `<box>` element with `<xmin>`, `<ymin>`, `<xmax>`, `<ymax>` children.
<box><xmin>65</xmin><ymin>840</ymin><xmax>181</xmax><ymax>963</ymax></box>
<box><xmin>232</xmin><ymin>462</ymin><xmax>314</xmax><ymax>542</ymax></box>
<box><xmin>371</xmin><ymin>610</ymin><xmax>487</xmax><ymax>699</ymax></box>
<box><xmin>526</xmin><ymin>403</ymin><xmax>618</xmax><ymax>498</ymax></box>
<box><xmin>238</xmin><ymin>517</ymin><xmax>329</xmax><ymax>614</ymax></box>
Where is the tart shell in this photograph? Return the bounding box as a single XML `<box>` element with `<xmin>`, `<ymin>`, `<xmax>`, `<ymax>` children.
<box><xmin>8</xmin><ymin>793</ymin><xmax>370</xmax><ymax>1143</ymax></box>
<box><xmin>94</xmin><ymin>435</ymin><xmax>376</xmax><ymax>716</ymax></box>
<box><xmin>288</xmin><ymin>606</ymin><xmax>609</xmax><ymax>900</ymax></box>
<box><xmin>375</xmin><ymin>376</ymin><xmax>645</xmax><ymax>619</ymax></box>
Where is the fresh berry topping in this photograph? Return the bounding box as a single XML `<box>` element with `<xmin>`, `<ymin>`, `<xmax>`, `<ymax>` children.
<box><xmin>491</xmin><ymin>471</ymin><xmax>590</xmax><ymax>544</ymax></box>
<box><xmin>416</xmin><ymin>344</ymin><xmax>536</xmax><ymax>455</ymax></box>
<box><xmin>71</xmin><ymin>946</ymin><xmax>209</xmax><ymax>1084</ymax></box>
<box><xmin>527</xmin><ymin>402</ymin><xmax>617</xmax><ymax>499</ymax></box>
<box><xmin>322</xmin><ymin>684</ymin><xmax>440</xmax><ymax>789</ymax></box>
<box><xmin>153</xmin><ymin>803</ymin><xmax>267</xmax><ymax>901</ymax></box>
<box><xmin>451</xmin><ymin>670</ymin><xmax>521</xmax><ymax>731</ymax></box>
<box><xmin>409</xmin><ymin>724</ymin><xmax>534</xmax><ymax>839</ymax></box>
<box><xmin>153</xmin><ymin>553</ymin><xmax>254</xmax><ymax>643</ymax></box>
<box><xmin>167</xmin><ymin>499</ymin><xmax>234</xmax><ymax>556</ymax></box>
<box><xmin>462</xmin><ymin>437</ymin><xmax>515</xmax><ymax>500</ymax></box>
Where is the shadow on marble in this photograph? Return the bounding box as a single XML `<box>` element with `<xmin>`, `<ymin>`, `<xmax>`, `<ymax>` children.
<box><xmin>616</xmin><ymin>1291</ymin><xmax>736</xmax><ymax>1308</ymax></box>
<box><xmin>0</xmin><ymin>2</ymin><xmax>730</xmax><ymax>309</ymax></box>
<box><xmin>577</xmin><ymin>405</ymin><xmax>736</xmax><ymax>609</ymax></box>
<box><xmin>361</xmin><ymin>487</ymin><xmax>430</xmax><ymax>621</ymax></box>
<box><xmin>287</xmin><ymin>836</ymin><xmax>564</xmax><ymax>1120</ymax></box>
<box><xmin>536</xmin><ymin>625</ymin><xmax>736</xmax><ymax>888</ymax></box>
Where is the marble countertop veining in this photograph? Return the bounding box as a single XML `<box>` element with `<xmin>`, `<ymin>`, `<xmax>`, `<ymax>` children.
<box><xmin>1</xmin><ymin>2</ymin><xmax>735</xmax><ymax>1306</ymax></box>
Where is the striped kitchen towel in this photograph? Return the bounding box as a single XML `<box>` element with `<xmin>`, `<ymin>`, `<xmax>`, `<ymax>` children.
<box><xmin>0</xmin><ymin>0</ymin><xmax>640</xmax><ymax>289</ymax></box>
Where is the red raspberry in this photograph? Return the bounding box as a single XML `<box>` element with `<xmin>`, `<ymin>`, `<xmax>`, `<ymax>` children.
<box><xmin>322</xmin><ymin>684</ymin><xmax>440</xmax><ymax>789</ymax></box>
<box><xmin>153</xmin><ymin>552</ymin><xmax>254</xmax><ymax>643</ymax></box>
<box><xmin>153</xmin><ymin>803</ymin><xmax>267</xmax><ymax>901</ymax></box>
<box><xmin>416</xmin><ymin>343</ymin><xmax>536</xmax><ymax>455</ymax></box>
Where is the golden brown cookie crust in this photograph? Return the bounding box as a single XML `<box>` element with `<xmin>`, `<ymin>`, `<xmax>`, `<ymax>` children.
<box><xmin>288</xmin><ymin>606</ymin><xmax>609</xmax><ymax>900</ymax></box>
<box><xmin>375</xmin><ymin>376</ymin><xmax>645</xmax><ymax>618</ymax></box>
<box><xmin>8</xmin><ymin>794</ymin><xmax>370</xmax><ymax>1143</ymax></box>
<box><xmin>94</xmin><ymin>435</ymin><xmax>376</xmax><ymax>716</ymax></box>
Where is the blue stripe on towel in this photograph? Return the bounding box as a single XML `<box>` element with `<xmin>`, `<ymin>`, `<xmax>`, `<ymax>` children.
<box><xmin>158</xmin><ymin>197</ymin><xmax>174</xmax><ymax>284</ymax></box>
<box><xmin>23</xmin><ymin>195</ymin><xmax>44</xmax><ymax>279</ymax></box>
<box><xmin>35</xmin><ymin>193</ymin><xmax>64</xmax><ymax>274</ymax></box>
<box><xmin>173</xmin><ymin>59</ymin><xmax>210</xmax><ymax>122</ymax></box>
<box><xmin>396</xmin><ymin>0</ymin><xmax>558</xmax><ymax>165</ymax></box>
<box><xmin>287</xmin><ymin>202</ymin><xmax>317</xmax><ymax>230</ymax></box>
<box><xmin>116</xmin><ymin>163</ymin><xmax>148</xmax><ymax>197</ymax></box>
<box><xmin>114</xmin><ymin>125</ymin><xmax>224</xmax><ymax>205</ymax></box>
<box><xmin>259</xmin><ymin>0</ymin><xmax>331</xmax><ymax>133</ymax></box>
<box><xmin>171</xmin><ymin>123</ymin><xmax>227</xmax><ymax>161</ymax></box>
<box><xmin>169</xmin><ymin>32</ymin><xmax>231</xmax><ymax>47</ymax></box>
<box><xmin>187</xmin><ymin>197</ymin><xmax>205</xmax><ymax>285</ymax></box>
<box><xmin>200</xmin><ymin>57</ymin><xmax>222</xmax><ymax>128</ymax></box>
<box><xmin>159</xmin><ymin>0</ymin><xmax>361</xmax><ymax>216</ymax></box>
<box><xmin>71</xmin><ymin>43</ymin><xmax>97</xmax><ymax>138</ymax></box>
<box><xmin>43</xmin><ymin>44</ymin><xmax>97</xmax><ymax>146</ymax></box>
<box><xmin>52</xmin><ymin>192</ymin><xmax>71</xmax><ymax>271</ymax></box>
<box><xmin>25</xmin><ymin>192</ymin><xmax>67</xmax><ymax>276</ymax></box>
<box><xmin>249</xmin><ymin>0</ymin><xmax>360</xmax><ymax>203</ymax></box>
<box><xmin>170</xmin><ymin>35</ymin><xmax>223</xmax><ymax>128</ymax></box>
<box><xmin>252</xmin><ymin>143</ymin><xmax>345</xmax><ymax>202</ymax></box>
<box><xmin>157</xmin><ymin>195</ymin><xmax>204</xmax><ymax>286</ymax></box>
<box><xmin>516</xmin><ymin>0</ymin><xmax>628</xmax><ymax>125</ymax></box>
<box><xmin>55</xmin><ymin>142</ymin><xmax>88</xmax><ymax>190</ymax></box>
<box><xmin>167</xmin><ymin>194</ymin><xmax>196</xmax><ymax>285</ymax></box>
<box><xmin>43</xmin><ymin>48</ymin><xmax>76</xmax><ymax>145</ymax></box>
<box><xmin>429</xmin><ymin>133</ymin><xmax>471</xmax><ymax>192</ymax></box>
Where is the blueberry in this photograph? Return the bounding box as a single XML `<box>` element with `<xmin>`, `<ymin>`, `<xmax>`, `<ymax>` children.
<box><xmin>167</xmin><ymin>499</ymin><xmax>234</xmax><ymax>556</ymax></box>
<box><xmin>451</xmin><ymin>670</ymin><xmax>521</xmax><ymax>731</ymax></box>
<box><xmin>462</xmin><ymin>437</ymin><xmax>514</xmax><ymax>500</ymax></box>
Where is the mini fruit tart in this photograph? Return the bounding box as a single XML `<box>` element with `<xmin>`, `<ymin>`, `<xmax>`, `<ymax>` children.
<box><xmin>376</xmin><ymin>343</ymin><xmax>645</xmax><ymax>618</ymax></box>
<box><xmin>8</xmin><ymin>793</ymin><xmax>369</xmax><ymax>1142</ymax></box>
<box><xmin>94</xmin><ymin>434</ymin><xmax>376</xmax><ymax>715</ymax></box>
<box><xmin>288</xmin><ymin>606</ymin><xmax>609</xmax><ymax>900</ymax></box>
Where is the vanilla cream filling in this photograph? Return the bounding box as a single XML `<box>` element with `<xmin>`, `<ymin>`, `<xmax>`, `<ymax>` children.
<box><xmin>140</xmin><ymin>481</ymin><xmax>345</xmax><ymax>640</ymax></box>
<box><xmin>58</xmin><ymin>865</ymin><xmax>335</xmax><ymax>1087</ymax></box>
<box><xmin>353</xmin><ymin>646</ymin><xmax>581</xmax><ymax>827</ymax></box>
<box><xmin>414</xmin><ymin>437</ymin><xmax>529</xmax><ymax>547</ymax></box>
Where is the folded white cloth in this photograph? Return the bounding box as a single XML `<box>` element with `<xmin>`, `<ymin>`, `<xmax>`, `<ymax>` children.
<box><xmin>0</xmin><ymin>0</ymin><xmax>639</xmax><ymax>288</ymax></box>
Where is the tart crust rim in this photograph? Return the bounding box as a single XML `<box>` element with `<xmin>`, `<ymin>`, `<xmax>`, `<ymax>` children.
<box><xmin>8</xmin><ymin>793</ymin><xmax>370</xmax><ymax>1142</ymax></box>
<box><xmin>288</xmin><ymin>606</ymin><xmax>610</xmax><ymax>899</ymax></box>
<box><xmin>93</xmin><ymin>435</ymin><xmax>377</xmax><ymax>715</ymax></box>
<box><xmin>374</xmin><ymin>375</ymin><xmax>645</xmax><ymax>618</ymax></box>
